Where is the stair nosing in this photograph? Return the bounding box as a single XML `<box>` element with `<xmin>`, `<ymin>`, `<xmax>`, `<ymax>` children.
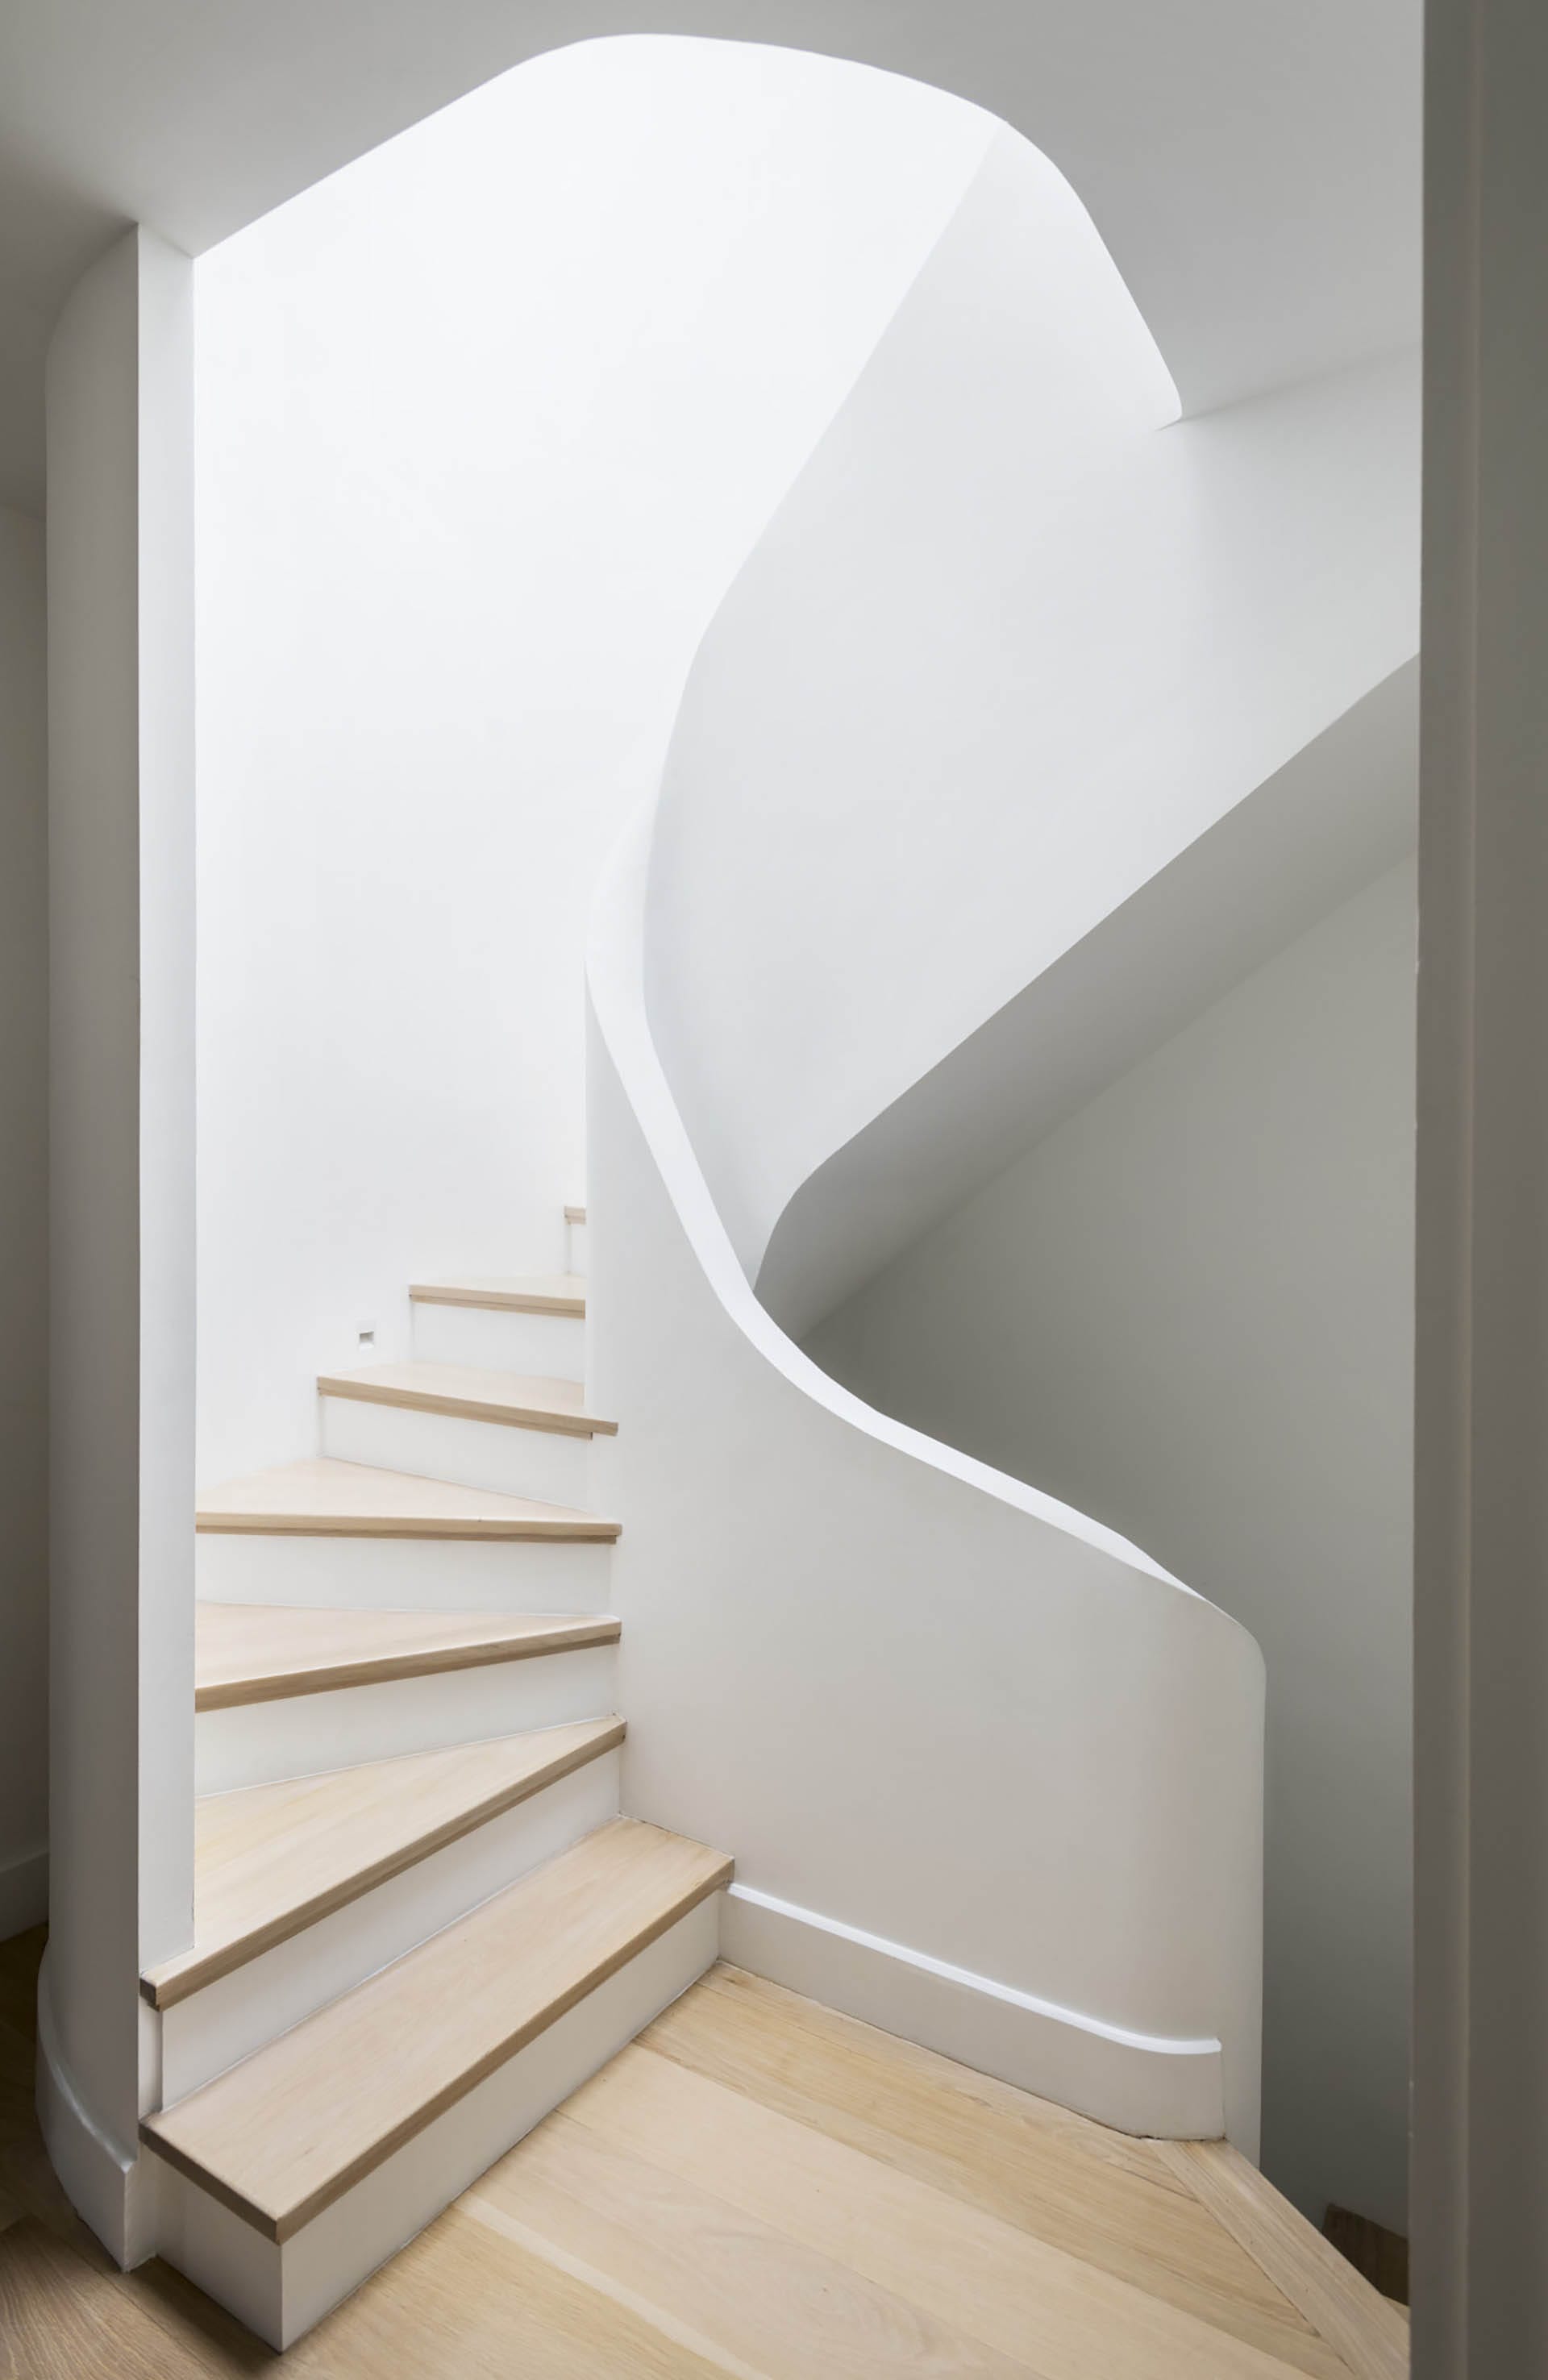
<box><xmin>194</xmin><ymin>1458</ymin><xmax>621</xmax><ymax>1542</ymax></box>
<box><xmin>139</xmin><ymin>1718</ymin><xmax>626</xmax><ymax>2012</ymax></box>
<box><xmin>409</xmin><ymin>1278</ymin><xmax>585</xmax><ymax>1318</ymax></box>
<box><xmin>139</xmin><ymin>1820</ymin><xmax>734</xmax><ymax>2241</ymax></box>
<box><xmin>195</xmin><ymin>1506</ymin><xmax>622</xmax><ymax>1542</ymax></box>
<box><xmin>194</xmin><ymin>1608</ymin><xmax>622</xmax><ymax>1712</ymax></box>
<box><xmin>316</xmin><ymin>1363</ymin><xmax>617</xmax><ymax>1438</ymax></box>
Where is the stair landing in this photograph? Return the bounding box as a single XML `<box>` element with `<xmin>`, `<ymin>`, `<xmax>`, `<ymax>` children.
<box><xmin>0</xmin><ymin>1925</ymin><xmax>1406</xmax><ymax>2379</ymax></box>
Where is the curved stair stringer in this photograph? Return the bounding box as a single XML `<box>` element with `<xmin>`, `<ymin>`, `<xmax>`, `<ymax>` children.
<box><xmin>586</xmin><ymin>796</ymin><xmax>1266</xmax><ymax>2156</ymax></box>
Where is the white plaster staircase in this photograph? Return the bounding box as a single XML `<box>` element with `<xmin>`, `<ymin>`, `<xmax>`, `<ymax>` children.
<box><xmin>143</xmin><ymin>1206</ymin><xmax>734</xmax><ymax>2349</ymax></box>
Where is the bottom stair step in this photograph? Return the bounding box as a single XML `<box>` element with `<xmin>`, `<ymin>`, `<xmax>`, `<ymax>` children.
<box><xmin>143</xmin><ymin>1817</ymin><xmax>733</xmax><ymax>2349</ymax></box>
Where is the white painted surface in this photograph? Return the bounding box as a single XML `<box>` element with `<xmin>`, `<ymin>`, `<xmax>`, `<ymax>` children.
<box><xmin>566</xmin><ymin>1216</ymin><xmax>589</xmax><ymax>1275</ymax></box>
<box><xmin>810</xmin><ymin>860</ymin><xmax>1416</xmax><ymax>2231</ymax></box>
<box><xmin>649</xmin><ymin>127</ymin><xmax>1421</xmax><ymax>1285</ymax></box>
<box><xmin>590</xmin><ymin>803</ymin><xmax>1265</xmax><ymax>2151</ymax></box>
<box><xmin>762</xmin><ymin>661</ymin><xmax>1419</xmax><ymax>1336</ymax></box>
<box><xmin>722</xmin><ymin>1884</ymin><xmax>1225</xmax><ymax>2141</ymax></box>
<box><xmin>410</xmin><ymin>1301</ymin><xmax>585</xmax><ymax>1381</ymax></box>
<box><xmin>319</xmin><ymin>1397</ymin><xmax>593</xmax><ymax>1509</ymax></box>
<box><xmin>194</xmin><ymin>1644</ymin><xmax>618</xmax><ymax>1793</ymax></box>
<box><xmin>0</xmin><ymin>2</ymin><xmax>1420</xmax><ymax>509</ymax></box>
<box><xmin>0</xmin><ymin>504</ymin><xmax>48</xmax><ymax>1939</ymax></box>
<box><xmin>194</xmin><ymin>37</ymin><xmax>992</xmax><ymax>1489</ymax></box>
<box><xmin>152</xmin><ymin>1894</ymin><xmax>721</xmax><ymax>2348</ymax></box>
<box><xmin>45</xmin><ymin>227</ymin><xmax>196</xmax><ymax>2256</ymax></box>
<box><xmin>159</xmin><ymin>1753</ymin><xmax>621</xmax><ymax>2101</ymax></box>
<box><xmin>194</xmin><ymin>1530</ymin><xmax>616</xmax><ymax>1613</ymax></box>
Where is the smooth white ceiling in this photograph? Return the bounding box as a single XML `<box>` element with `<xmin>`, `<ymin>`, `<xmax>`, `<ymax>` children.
<box><xmin>0</xmin><ymin>1</ymin><xmax>1419</xmax><ymax>511</ymax></box>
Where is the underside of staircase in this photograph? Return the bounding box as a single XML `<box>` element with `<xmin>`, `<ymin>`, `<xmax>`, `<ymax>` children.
<box><xmin>140</xmin><ymin>1204</ymin><xmax>735</xmax><ymax>2348</ymax></box>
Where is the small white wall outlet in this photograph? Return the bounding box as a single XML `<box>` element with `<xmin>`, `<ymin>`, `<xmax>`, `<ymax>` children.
<box><xmin>356</xmin><ymin>1321</ymin><xmax>377</xmax><ymax>1356</ymax></box>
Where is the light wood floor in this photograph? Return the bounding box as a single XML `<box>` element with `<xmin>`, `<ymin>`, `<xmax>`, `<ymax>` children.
<box><xmin>0</xmin><ymin>1928</ymin><xmax>1406</xmax><ymax>2378</ymax></box>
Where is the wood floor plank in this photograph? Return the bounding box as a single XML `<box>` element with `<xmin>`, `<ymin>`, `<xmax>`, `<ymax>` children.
<box><xmin>1154</xmin><ymin>2141</ymin><xmax>1407</xmax><ymax>2380</ymax></box>
<box><xmin>468</xmin><ymin>2112</ymin><xmax>1039</xmax><ymax>2379</ymax></box>
<box><xmin>0</xmin><ymin>2220</ymin><xmax>217</xmax><ymax>2380</ymax></box>
<box><xmin>194</xmin><ymin>1601</ymin><xmax>618</xmax><ymax>1710</ymax></box>
<box><xmin>555</xmin><ymin>2042</ymin><xmax>1345</xmax><ymax>2380</ymax></box>
<box><xmin>692</xmin><ymin>1964</ymin><xmax>1185</xmax><ymax>2193</ymax></box>
<box><xmin>195</xmin><ymin>1457</ymin><xmax>618</xmax><ymax>1539</ymax></box>
<box><xmin>293</xmin><ymin>2200</ymin><xmax>734</xmax><ymax>2379</ymax></box>
<box><xmin>316</xmin><ymin>1362</ymin><xmax>616</xmax><ymax>1437</ymax></box>
<box><xmin>141</xmin><ymin>1719</ymin><xmax>625</xmax><ymax>2007</ymax></box>
<box><xmin>2</xmin><ymin>1937</ymin><xmax>1398</xmax><ymax>2378</ymax></box>
<box><xmin>642</xmin><ymin>1966</ymin><xmax>1344</xmax><ymax>2376</ymax></box>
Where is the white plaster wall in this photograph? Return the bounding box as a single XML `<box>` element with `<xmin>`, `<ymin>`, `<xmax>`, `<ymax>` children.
<box><xmin>44</xmin><ymin>226</ymin><xmax>196</xmax><ymax>2261</ymax></box>
<box><xmin>589</xmin><ymin>804</ymin><xmax>1266</xmax><ymax>2149</ymax></box>
<box><xmin>0</xmin><ymin>503</ymin><xmax>48</xmax><ymax>1940</ymax></box>
<box><xmin>194</xmin><ymin>35</ymin><xmax>992</xmax><ymax>1487</ymax></box>
<box><xmin>809</xmin><ymin>858</ymin><xmax>1417</xmax><ymax>2233</ymax></box>
<box><xmin>647</xmin><ymin>126</ymin><xmax>1419</xmax><ymax>1281</ymax></box>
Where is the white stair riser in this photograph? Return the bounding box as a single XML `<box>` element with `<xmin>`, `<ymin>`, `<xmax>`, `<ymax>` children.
<box><xmin>567</xmin><ymin>1217</ymin><xmax>588</xmax><ymax>1275</ymax></box>
<box><xmin>321</xmin><ymin>1395</ymin><xmax>593</xmax><ymax>1506</ymax></box>
<box><xmin>152</xmin><ymin>1895</ymin><xmax>721</xmax><ymax>2349</ymax></box>
<box><xmin>410</xmin><ymin>1300</ymin><xmax>585</xmax><ymax>1380</ymax></box>
<box><xmin>195</xmin><ymin>1645</ymin><xmax>618</xmax><ymax>1793</ymax></box>
<box><xmin>196</xmin><ymin>1531</ymin><xmax>615</xmax><ymax>1612</ymax></box>
<box><xmin>157</xmin><ymin>1757</ymin><xmax>621</xmax><ymax>2103</ymax></box>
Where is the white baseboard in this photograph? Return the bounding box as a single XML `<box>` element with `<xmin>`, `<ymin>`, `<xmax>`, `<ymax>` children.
<box><xmin>0</xmin><ymin>1842</ymin><xmax>48</xmax><ymax>1940</ymax></box>
<box><xmin>720</xmin><ymin>1882</ymin><xmax>1226</xmax><ymax>2141</ymax></box>
<box><xmin>35</xmin><ymin>1945</ymin><xmax>157</xmax><ymax>2268</ymax></box>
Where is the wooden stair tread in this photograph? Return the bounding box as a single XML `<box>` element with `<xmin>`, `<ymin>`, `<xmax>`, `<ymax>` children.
<box><xmin>564</xmin><ymin>1205</ymin><xmax>587</xmax><ymax>1225</ymax></box>
<box><xmin>195</xmin><ymin>1458</ymin><xmax>619</xmax><ymax>1540</ymax></box>
<box><xmin>140</xmin><ymin>1719</ymin><xmax>625</xmax><ymax>2009</ymax></box>
<box><xmin>409</xmin><ymin>1274</ymin><xmax>585</xmax><ymax>1317</ymax></box>
<box><xmin>194</xmin><ymin>1601</ymin><xmax>620</xmax><ymax>1711</ymax></box>
<box><xmin>317</xmin><ymin>1360</ymin><xmax>617</xmax><ymax>1437</ymax></box>
<box><xmin>142</xmin><ymin>1820</ymin><xmax>734</xmax><ymax>2242</ymax></box>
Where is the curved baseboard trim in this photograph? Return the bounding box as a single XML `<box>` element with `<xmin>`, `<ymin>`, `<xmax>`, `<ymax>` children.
<box><xmin>34</xmin><ymin>1945</ymin><xmax>155</xmax><ymax>2268</ymax></box>
<box><xmin>721</xmin><ymin>1881</ymin><xmax>1226</xmax><ymax>2141</ymax></box>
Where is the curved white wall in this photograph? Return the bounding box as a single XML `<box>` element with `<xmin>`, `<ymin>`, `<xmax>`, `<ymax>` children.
<box><xmin>647</xmin><ymin>127</ymin><xmax>1420</xmax><ymax>1281</ymax></box>
<box><xmin>591</xmin><ymin>804</ymin><xmax>1265</xmax><ymax>2145</ymax></box>
<box><xmin>808</xmin><ymin>856</ymin><xmax>1417</xmax><ymax>2230</ymax></box>
<box><xmin>194</xmin><ymin>36</ymin><xmax>991</xmax><ymax>1486</ymax></box>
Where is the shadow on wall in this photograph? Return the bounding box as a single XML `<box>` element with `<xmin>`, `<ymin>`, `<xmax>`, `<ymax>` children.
<box><xmin>759</xmin><ymin>664</ymin><xmax>1419</xmax><ymax>1338</ymax></box>
<box><xmin>805</xmin><ymin>853</ymin><xmax>1417</xmax><ymax>2236</ymax></box>
<box><xmin>0</xmin><ymin>505</ymin><xmax>48</xmax><ymax>1941</ymax></box>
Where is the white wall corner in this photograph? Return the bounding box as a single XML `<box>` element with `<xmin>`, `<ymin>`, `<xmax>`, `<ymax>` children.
<box><xmin>720</xmin><ymin>1883</ymin><xmax>1227</xmax><ymax>2144</ymax></box>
